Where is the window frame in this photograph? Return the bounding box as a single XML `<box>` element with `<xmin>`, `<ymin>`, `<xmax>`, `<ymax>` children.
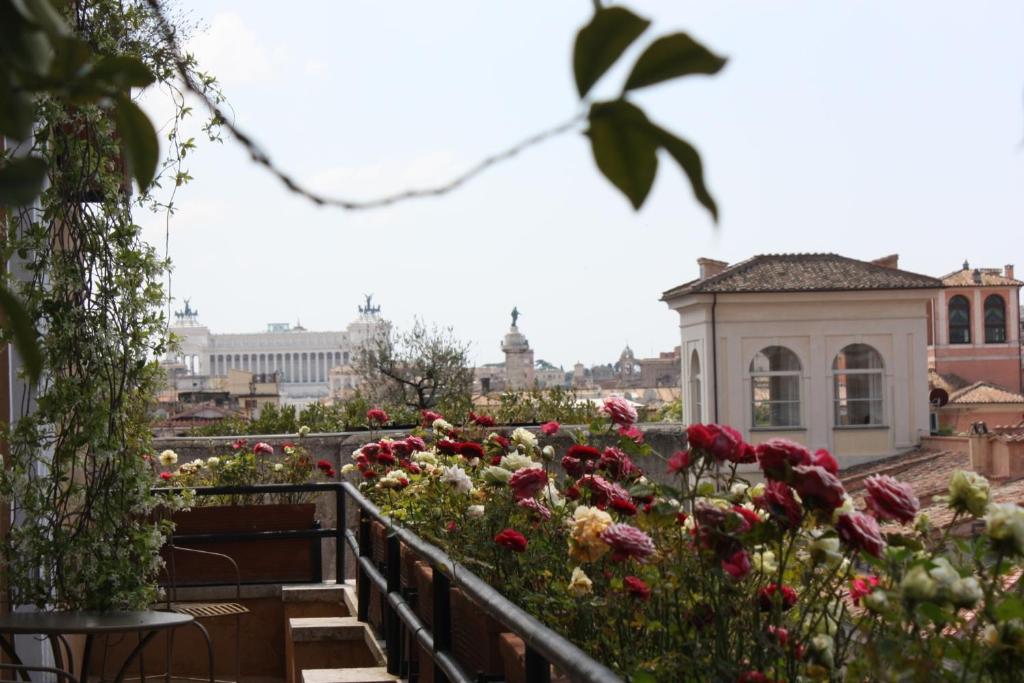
<box><xmin>749</xmin><ymin>346</ymin><xmax>803</xmax><ymax>429</ymax></box>
<box><xmin>948</xmin><ymin>295</ymin><xmax>971</xmax><ymax>344</ymax></box>
<box><xmin>984</xmin><ymin>294</ymin><xmax>1007</xmax><ymax>344</ymax></box>
<box><xmin>689</xmin><ymin>350</ymin><xmax>702</xmax><ymax>424</ymax></box>
<box><xmin>832</xmin><ymin>344</ymin><xmax>885</xmax><ymax>428</ymax></box>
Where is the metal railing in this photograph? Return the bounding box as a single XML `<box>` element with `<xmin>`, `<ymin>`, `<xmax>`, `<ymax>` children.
<box><xmin>153</xmin><ymin>481</ymin><xmax>622</xmax><ymax>683</ymax></box>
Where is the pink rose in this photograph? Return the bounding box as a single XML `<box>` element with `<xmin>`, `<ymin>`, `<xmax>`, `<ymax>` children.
<box><xmin>791</xmin><ymin>465</ymin><xmax>846</xmax><ymax>513</ymax></box>
<box><xmin>836</xmin><ymin>511</ymin><xmax>886</xmax><ymax>558</ymax></box>
<box><xmin>865</xmin><ymin>474</ymin><xmax>920</xmax><ymax>523</ymax></box>
<box><xmin>253</xmin><ymin>442</ymin><xmax>273</xmax><ymax>455</ymax></box>
<box><xmin>687</xmin><ymin>423</ymin><xmax>746</xmax><ymax>462</ymax></box>
<box><xmin>600</xmin><ymin>396</ymin><xmax>638</xmax><ymax>427</ymax></box>
<box><xmin>508</xmin><ymin>468</ymin><xmax>548</xmax><ymax>500</ymax></box>
<box><xmin>540</xmin><ymin>421</ymin><xmax>560</xmax><ymax>436</ymax></box>
<box><xmin>624</xmin><ymin>575</ymin><xmax>651</xmax><ymax>600</ymax></box>
<box><xmin>755</xmin><ymin>439</ymin><xmax>812</xmax><ymax>479</ymax></box>
<box><xmin>721</xmin><ymin>550</ymin><xmax>751</xmax><ymax>579</ymax></box>
<box><xmin>668</xmin><ymin>450</ymin><xmax>691</xmax><ymax>474</ymax></box>
<box><xmin>811</xmin><ymin>448</ymin><xmax>839</xmax><ymax>475</ymax></box>
<box><xmin>600</xmin><ymin>523</ymin><xmax>656</xmax><ymax>562</ymax></box>
<box><xmin>366</xmin><ymin>408</ymin><xmax>389</xmax><ymax>425</ymax></box>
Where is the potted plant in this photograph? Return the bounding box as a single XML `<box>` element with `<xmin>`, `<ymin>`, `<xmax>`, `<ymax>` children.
<box><xmin>154</xmin><ymin>432</ymin><xmax>334</xmax><ymax>585</ymax></box>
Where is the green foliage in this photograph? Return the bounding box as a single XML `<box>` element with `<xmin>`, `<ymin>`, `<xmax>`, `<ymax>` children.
<box><xmin>574</xmin><ymin>5</ymin><xmax>725</xmax><ymax>218</ymax></box>
<box><xmin>0</xmin><ymin>0</ymin><xmax>218</xmax><ymax>611</ymax></box>
<box><xmin>495</xmin><ymin>386</ymin><xmax>599</xmax><ymax>425</ymax></box>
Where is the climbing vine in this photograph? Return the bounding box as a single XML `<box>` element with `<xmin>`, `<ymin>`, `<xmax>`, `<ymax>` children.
<box><xmin>0</xmin><ymin>0</ymin><xmax>219</xmax><ymax>610</ymax></box>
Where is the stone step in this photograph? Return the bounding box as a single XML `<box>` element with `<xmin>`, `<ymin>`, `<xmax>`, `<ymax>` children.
<box><xmin>283</xmin><ymin>583</ymin><xmax>350</xmax><ymax>619</ymax></box>
<box><xmin>301</xmin><ymin>667</ymin><xmax>399</xmax><ymax>683</ymax></box>
<box><xmin>285</xmin><ymin>617</ymin><xmax>380</xmax><ymax>683</ymax></box>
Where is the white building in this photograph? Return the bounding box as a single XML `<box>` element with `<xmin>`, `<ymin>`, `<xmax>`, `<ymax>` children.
<box><xmin>662</xmin><ymin>254</ymin><xmax>941</xmax><ymax>467</ymax></box>
<box><xmin>166</xmin><ymin>297</ymin><xmax>386</xmax><ymax>403</ymax></box>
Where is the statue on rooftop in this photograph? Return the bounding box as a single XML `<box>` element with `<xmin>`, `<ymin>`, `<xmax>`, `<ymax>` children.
<box><xmin>511</xmin><ymin>306</ymin><xmax>520</xmax><ymax>327</ymax></box>
<box><xmin>359</xmin><ymin>294</ymin><xmax>381</xmax><ymax>315</ymax></box>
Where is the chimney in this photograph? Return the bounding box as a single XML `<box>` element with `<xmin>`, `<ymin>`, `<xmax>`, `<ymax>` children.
<box><xmin>972</xmin><ymin>268</ymin><xmax>983</xmax><ymax>284</ymax></box>
<box><xmin>697</xmin><ymin>257</ymin><xmax>729</xmax><ymax>280</ymax></box>
<box><xmin>871</xmin><ymin>254</ymin><xmax>899</xmax><ymax>269</ymax></box>
<box><xmin>1006</xmin><ymin>264</ymin><xmax>1015</xmax><ymax>280</ymax></box>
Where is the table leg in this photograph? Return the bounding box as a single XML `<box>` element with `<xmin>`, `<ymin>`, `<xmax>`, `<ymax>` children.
<box><xmin>112</xmin><ymin>631</ymin><xmax>158</xmax><ymax>683</ymax></box>
<box><xmin>0</xmin><ymin>633</ymin><xmax>30</xmax><ymax>682</ymax></box>
<box><xmin>81</xmin><ymin>634</ymin><xmax>94</xmax><ymax>683</ymax></box>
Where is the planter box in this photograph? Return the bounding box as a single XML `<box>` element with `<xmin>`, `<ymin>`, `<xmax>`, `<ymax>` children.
<box><xmin>164</xmin><ymin>503</ymin><xmax>320</xmax><ymax>586</ymax></box>
<box><xmin>450</xmin><ymin>587</ymin><xmax>505</xmax><ymax>678</ymax></box>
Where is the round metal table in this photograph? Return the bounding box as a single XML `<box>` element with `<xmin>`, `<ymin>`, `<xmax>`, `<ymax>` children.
<box><xmin>0</xmin><ymin>610</ymin><xmax>194</xmax><ymax>683</ymax></box>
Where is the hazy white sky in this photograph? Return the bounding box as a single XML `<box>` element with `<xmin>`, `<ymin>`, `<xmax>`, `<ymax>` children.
<box><xmin>138</xmin><ymin>1</ymin><xmax>1024</xmax><ymax>369</ymax></box>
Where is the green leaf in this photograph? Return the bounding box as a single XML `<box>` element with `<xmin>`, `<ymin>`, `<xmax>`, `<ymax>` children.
<box><xmin>0</xmin><ymin>283</ymin><xmax>42</xmax><ymax>383</ymax></box>
<box><xmin>624</xmin><ymin>32</ymin><xmax>727</xmax><ymax>92</ymax></box>
<box><xmin>630</xmin><ymin>672</ymin><xmax>657</xmax><ymax>683</ymax></box>
<box><xmin>573</xmin><ymin>6</ymin><xmax>650</xmax><ymax>98</ymax></box>
<box><xmin>586</xmin><ymin>99</ymin><xmax>658</xmax><ymax>210</ymax></box>
<box><xmin>11</xmin><ymin>0</ymin><xmax>70</xmax><ymax>36</ymax></box>
<box><xmin>115</xmin><ymin>95</ymin><xmax>159</xmax><ymax>193</ymax></box>
<box><xmin>91</xmin><ymin>56</ymin><xmax>155</xmax><ymax>89</ymax></box>
<box><xmin>995</xmin><ymin>596</ymin><xmax>1024</xmax><ymax>621</ymax></box>
<box><xmin>0</xmin><ymin>73</ymin><xmax>36</xmax><ymax>140</ymax></box>
<box><xmin>0</xmin><ymin>156</ymin><xmax>47</xmax><ymax>206</ymax></box>
<box><xmin>648</xmin><ymin>123</ymin><xmax>718</xmax><ymax>222</ymax></box>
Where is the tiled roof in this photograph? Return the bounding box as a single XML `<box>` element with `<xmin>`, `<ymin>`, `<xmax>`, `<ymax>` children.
<box><xmin>941</xmin><ymin>268</ymin><xmax>1022</xmax><ymax>288</ymax></box>
<box><xmin>843</xmin><ymin>449</ymin><xmax>968</xmax><ymax>508</ymax></box>
<box><xmin>661</xmin><ymin>253</ymin><xmax>941</xmax><ymax>299</ymax></box>
<box><xmin>928</xmin><ymin>369</ymin><xmax>969</xmax><ymax>395</ymax></box>
<box><xmin>948</xmin><ymin>381</ymin><xmax>1024</xmax><ymax>405</ymax></box>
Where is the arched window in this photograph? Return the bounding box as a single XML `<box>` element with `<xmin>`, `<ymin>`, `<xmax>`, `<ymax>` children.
<box><xmin>948</xmin><ymin>295</ymin><xmax>971</xmax><ymax>344</ymax></box>
<box><xmin>985</xmin><ymin>294</ymin><xmax>1007</xmax><ymax>343</ymax></box>
<box><xmin>833</xmin><ymin>344</ymin><xmax>884</xmax><ymax>426</ymax></box>
<box><xmin>750</xmin><ymin>346</ymin><xmax>802</xmax><ymax>428</ymax></box>
<box><xmin>689</xmin><ymin>350</ymin><xmax>702</xmax><ymax>424</ymax></box>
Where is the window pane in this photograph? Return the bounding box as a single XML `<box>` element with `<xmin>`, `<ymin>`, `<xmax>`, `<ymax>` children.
<box><xmin>833</xmin><ymin>343</ymin><xmax>883</xmax><ymax>370</ymax></box>
<box><xmin>752</xmin><ymin>374</ymin><xmax>800</xmax><ymax>427</ymax></box>
<box><xmin>949</xmin><ymin>296</ymin><xmax>971</xmax><ymax>344</ymax></box>
<box><xmin>750</xmin><ymin>346</ymin><xmax>801</xmax><ymax>373</ymax></box>
<box><xmin>834</xmin><ymin>372</ymin><xmax>883</xmax><ymax>426</ymax></box>
<box><xmin>985</xmin><ymin>295</ymin><xmax>1006</xmax><ymax>343</ymax></box>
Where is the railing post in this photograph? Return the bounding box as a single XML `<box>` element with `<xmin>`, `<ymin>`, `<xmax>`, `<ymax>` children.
<box><xmin>525</xmin><ymin>645</ymin><xmax>551</xmax><ymax>683</ymax></box>
<box><xmin>357</xmin><ymin>512</ymin><xmax>370</xmax><ymax>623</ymax></box>
<box><xmin>385</xmin><ymin>533</ymin><xmax>402</xmax><ymax>676</ymax></box>
<box><xmin>431</xmin><ymin>568</ymin><xmax>451</xmax><ymax>683</ymax></box>
<box><xmin>335</xmin><ymin>485</ymin><xmax>345</xmax><ymax>583</ymax></box>
<box><xmin>311</xmin><ymin>519</ymin><xmax>323</xmax><ymax>583</ymax></box>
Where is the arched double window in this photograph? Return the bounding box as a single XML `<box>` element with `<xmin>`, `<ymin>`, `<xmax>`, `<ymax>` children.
<box><xmin>985</xmin><ymin>294</ymin><xmax>1007</xmax><ymax>343</ymax></box>
<box><xmin>750</xmin><ymin>346</ymin><xmax>802</xmax><ymax>428</ymax></box>
<box><xmin>948</xmin><ymin>295</ymin><xmax>971</xmax><ymax>344</ymax></box>
<box><xmin>833</xmin><ymin>344</ymin><xmax>884</xmax><ymax>426</ymax></box>
<box><xmin>689</xmin><ymin>350</ymin><xmax>702</xmax><ymax>424</ymax></box>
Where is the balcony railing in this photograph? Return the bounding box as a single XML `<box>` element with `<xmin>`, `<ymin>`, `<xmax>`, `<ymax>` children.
<box><xmin>153</xmin><ymin>481</ymin><xmax>623</xmax><ymax>683</ymax></box>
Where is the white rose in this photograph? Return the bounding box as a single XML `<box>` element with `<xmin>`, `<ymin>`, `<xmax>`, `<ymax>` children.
<box><xmin>511</xmin><ymin>427</ymin><xmax>537</xmax><ymax>450</ymax></box>
<box><xmin>440</xmin><ymin>466</ymin><xmax>473</xmax><ymax>495</ymax></box>
<box><xmin>467</xmin><ymin>505</ymin><xmax>485</xmax><ymax>518</ymax></box>
<box><xmin>274</xmin><ymin>463</ymin><xmax>285</xmax><ymax>472</ymax></box>
<box><xmin>206</xmin><ymin>456</ymin><xmax>220</xmax><ymax>466</ymax></box>
<box><xmin>158</xmin><ymin>450</ymin><xmax>178</xmax><ymax>466</ymax></box>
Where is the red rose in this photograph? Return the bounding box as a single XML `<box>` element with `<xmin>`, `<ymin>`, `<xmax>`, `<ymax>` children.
<box><xmin>567</xmin><ymin>444</ymin><xmax>601</xmax><ymax>461</ymax></box>
<box><xmin>376</xmin><ymin>451</ymin><xmax>396</xmax><ymax>466</ymax></box>
<box><xmin>754</xmin><ymin>480</ymin><xmax>803</xmax><ymax>528</ymax></box>
<box><xmin>836</xmin><ymin>511</ymin><xmax>886</xmax><ymax>557</ymax></box>
<box><xmin>326</xmin><ymin>468</ymin><xmax>337</xmax><ymax>478</ymax></box>
<box><xmin>437</xmin><ymin>439</ymin><xmax>459</xmax><ymax>455</ymax></box>
<box><xmin>731</xmin><ymin>505</ymin><xmax>761</xmax><ymax>533</ymax></box>
<box><xmin>470</xmin><ymin>412</ymin><xmax>496</xmax><ymax>427</ymax></box>
<box><xmin>721</xmin><ymin>550</ymin><xmax>751</xmax><ymax>579</ymax></box>
<box><xmin>668</xmin><ymin>450</ymin><xmax>691</xmax><ymax>474</ymax></box>
<box><xmin>687</xmin><ymin>423</ymin><xmax>746</xmax><ymax>462</ymax></box>
<box><xmin>361</xmin><ymin>443</ymin><xmax>380</xmax><ymax>460</ymax></box>
<box><xmin>391</xmin><ymin>440</ymin><xmax>412</xmax><ymax>457</ymax></box>
<box><xmin>812</xmin><ymin>448</ymin><xmax>839</xmax><ymax>475</ymax></box>
<box><xmin>367</xmin><ymin>408</ymin><xmax>389</xmax><ymax>425</ymax></box>
<box><xmin>623</xmin><ymin>575</ymin><xmax>651</xmax><ymax>600</ymax></box>
<box><xmin>864</xmin><ymin>474</ymin><xmax>920</xmax><ymax>523</ymax></box>
<box><xmin>564</xmin><ymin>485</ymin><xmax>580</xmax><ymax>500</ymax></box>
<box><xmin>159</xmin><ymin>471</ymin><xmax>173</xmax><ymax>481</ymax></box>
<box><xmin>405</xmin><ymin>436</ymin><xmax>427</xmax><ymax>452</ymax></box>
<box><xmin>317</xmin><ymin>459</ymin><xmax>333</xmax><ymax>472</ymax></box>
<box><xmin>600</xmin><ymin>447</ymin><xmax>641</xmax><ymax>480</ymax></box>
<box><xmin>421</xmin><ymin>410</ymin><xmax>443</xmax><ymax>426</ymax></box>
<box><xmin>758</xmin><ymin>583</ymin><xmax>798</xmax><ymax>611</ymax></box>
<box><xmin>508</xmin><ymin>467</ymin><xmax>548</xmax><ymax>500</ymax></box>
<box><xmin>253</xmin><ymin>442</ymin><xmax>273</xmax><ymax>456</ymax></box>
<box><xmin>489</xmin><ymin>434</ymin><xmax>511</xmax><ymax>451</ymax></box>
<box><xmin>361</xmin><ymin>469</ymin><xmax>377</xmax><ymax>479</ymax></box>
<box><xmin>610</xmin><ymin>497</ymin><xmax>638</xmax><ymax>516</ymax></box>
<box><xmin>849</xmin><ymin>575</ymin><xmax>879</xmax><ymax>606</ymax></box>
<box><xmin>791</xmin><ymin>465</ymin><xmax>846</xmax><ymax>513</ymax></box>
<box><xmin>457</xmin><ymin>442</ymin><xmax>485</xmax><ymax>460</ymax></box>
<box><xmin>494</xmin><ymin>528</ymin><xmax>528</xmax><ymax>552</ymax></box>
<box><xmin>601</xmin><ymin>396</ymin><xmax>638</xmax><ymax>426</ymax></box>
<box><xmin>540</xmin><ymin>421</ymin><xmax>560</xmax><ymax>436</ymax></box>
<box><xmin>738</xmin><ymin>672</ymin><xmax>780</xmax><ymax>683</ymax></box>
<box><xmin>755</xmin><ymin>439</ymin><xmax>812</xmax><ymax>479</ymax></box>
<box><xmin>767</xmin><ymin>625</ymin><xmax>789</xmax><ymax>646</ymax></box>
<box><xmin>735</xmin><ymin>442</ymin><xmax>757</xmax><ymax>464</ymax></box>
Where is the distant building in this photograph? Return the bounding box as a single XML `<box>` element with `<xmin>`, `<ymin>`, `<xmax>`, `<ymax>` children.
<box><xmin>473</xmin><ymin>309</ymin><xmax>569</xmax><ymax>394</ymax></box>
<box><xmin>163</xmin><ymin>297</ymin><xmax>386</xmax><ymax>404</ymax></box>
<box><xmin>663</xmin><ymin>253</ymin><xmax>940</xmax><ymax>467</ymax></box>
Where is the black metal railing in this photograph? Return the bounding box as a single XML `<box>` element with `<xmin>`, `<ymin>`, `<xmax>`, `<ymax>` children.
<box><xmin>153</xmin><ymin>481</ymin><xmax>622</xmax><ymax>683</ymax></box>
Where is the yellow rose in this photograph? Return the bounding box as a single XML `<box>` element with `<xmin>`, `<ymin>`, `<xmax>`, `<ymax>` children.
<box><xmin>568</xmin><ymin>506</ymin><xmax>612</xmax><ymax>562</ymax></box>
<box><xmin>567</xmin><ymin>567</ymin><xmax>593</xmax><ymax>597</ymax></box>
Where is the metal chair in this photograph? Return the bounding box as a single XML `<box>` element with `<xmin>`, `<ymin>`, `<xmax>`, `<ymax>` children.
<box><xmin>155</xmin><ymin>544</ymin><xmax>250</xmax><ymax>683</ymax></box>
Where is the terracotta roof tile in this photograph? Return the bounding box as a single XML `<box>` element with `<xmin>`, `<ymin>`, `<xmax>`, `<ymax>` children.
<box><xmin>941</xmin><ymin>268</ymin><xmax>1023</xmax><ymax>288</ymax></box>
<box><xmin>928</xmin><ymin>369</ymin><xmax>969</xmax><ymax>394</ymax></box>
<box><xmin>843</xmin><ymin>449</ymin><xmax>967</xmax><ymax>507</ymax></box>
<box><xmin>662</xmin><ymin>253</ymin><xmax>941</xmax><ymax>299</ymax></box>
<box><xmin>948</xmin><ymin>381</ymin><xmax>1024</xmax><ymax>405</ymax></box>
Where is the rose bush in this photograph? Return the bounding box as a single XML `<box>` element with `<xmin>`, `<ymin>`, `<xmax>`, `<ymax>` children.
<box><xmin>344</xmin><ymin>397</ymin><xmax>1024</xmax><ymax>682</ymax></box>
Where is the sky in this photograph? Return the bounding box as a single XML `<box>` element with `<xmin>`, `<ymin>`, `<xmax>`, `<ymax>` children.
<box><xmin>137</xmin><ymin>1</ymin><xmax>1024</xmax><ymax>369</ymax></box>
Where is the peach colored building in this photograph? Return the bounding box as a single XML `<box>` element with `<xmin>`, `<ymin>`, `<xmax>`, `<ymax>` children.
<box><xmin>662</xmin><ymin>253</ymin><xmax>940</xmax><ymax>468</ymax></box>
<box><xmin>927</xmin><ymin>262</ymin><xmax>1023</xmax><ymax>394</ymax></box>
<box><xmin>934</xmin><ymin>380</ymin><xmax>1024</xmax><ymax>434</ymax></box>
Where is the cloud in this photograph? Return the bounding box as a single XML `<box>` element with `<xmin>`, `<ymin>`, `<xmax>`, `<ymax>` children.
<box><xmin>187</xmin><ymin>12</ymin><xmax>288</xmax><ymax>85</ymax></box>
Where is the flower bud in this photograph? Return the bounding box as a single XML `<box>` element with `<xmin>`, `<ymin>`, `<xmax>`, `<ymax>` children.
<box><xmin>900</xmin><ymin>565</ymin><xmax>938</xmax><ymax>602</ymax></box>
<box><xmin>863</xmin><ymin>589</ymin><xmax>889</xmax><ymax>612</ymax></box>
<box><xmin>948</xmin><ymin>470</ymin><xmax>990</xmax><ymax>517</ymax></box>
<box><xmin>950</xmin><ymin>577</ymin><xmax>983</xmax><ymax>609</ymax></box>
<box><xmin>985</xmin><ymin>502</ymin><xmax>1024</xmax><ymax>557</ymax></box>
